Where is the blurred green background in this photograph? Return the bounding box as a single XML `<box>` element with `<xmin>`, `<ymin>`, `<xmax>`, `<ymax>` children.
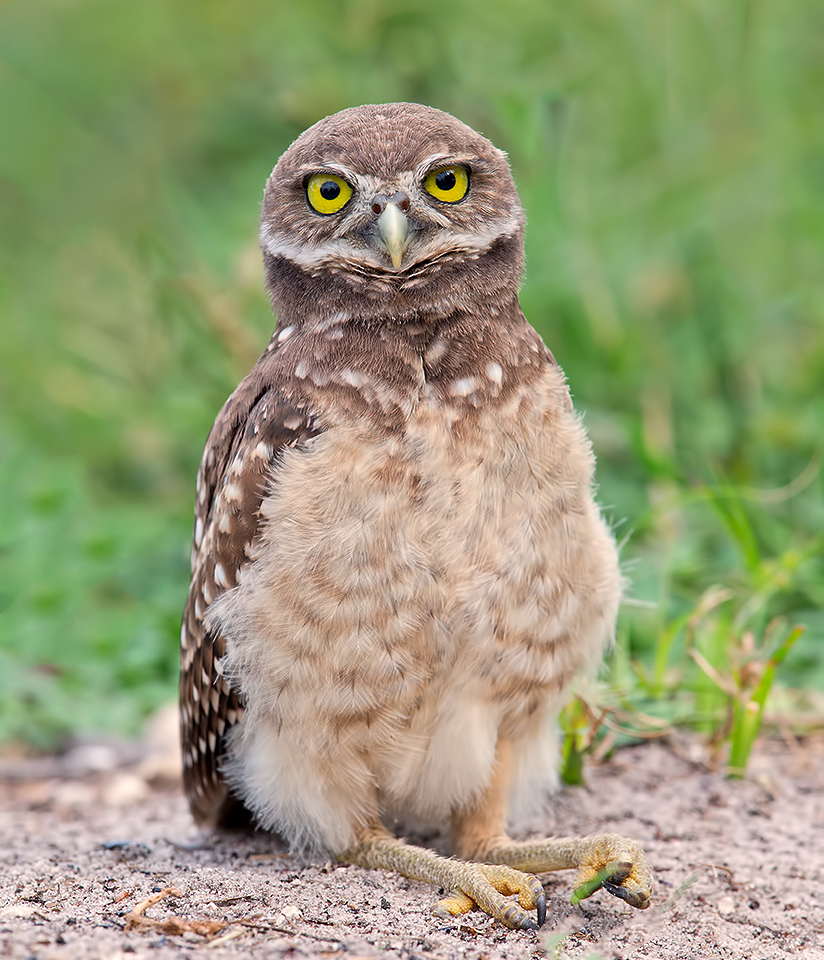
<box><xmin>1</xmin><ymin>0</ymin><xmax>822</xmax><ymax>749</ymax></box>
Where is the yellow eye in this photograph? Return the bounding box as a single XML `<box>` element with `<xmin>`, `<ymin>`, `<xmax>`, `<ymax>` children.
<box><xmin>423</xmin><ymin>165</ymin><xmax>469</xmax><ymax>203</ymax></box>
<box><xmin>306</xmin><ymin>173</ymin><xmax>353</xmax><ymax>215</ymax></box>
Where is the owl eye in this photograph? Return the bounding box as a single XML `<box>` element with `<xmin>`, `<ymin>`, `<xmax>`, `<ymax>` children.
<box><xmin>306</xmin><ymin>173</ymin><xmax>353</xmax><ymax>215</ymax></box>
<box><xmin>423</xmin><ymin>165</ymin><xmax>469</xmax><ymax>203</ymax></box>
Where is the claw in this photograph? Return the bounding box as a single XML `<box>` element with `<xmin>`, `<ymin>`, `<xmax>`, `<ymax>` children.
<box><xmin>601</xmin><ymin>857</ymin><xmax>649</xmax><ymax>909</ymax></box>
<box><xmin>519</xmin><ymin>916</ymin><xmax>539</xmax><ymax>931</ymax></box>
<box><xmin>603</xmin><ymin>880</ymin><xmax>651</xmax><ymax>910</ymax></box>
<box><xmin>535</xmin><ymin>892</ymin><xmax>547</xmax><ymax>927</ymax></box>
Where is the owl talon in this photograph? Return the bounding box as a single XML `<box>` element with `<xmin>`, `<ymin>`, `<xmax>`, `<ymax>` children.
<box><xmin>603</xmin><ymin>878</ymin><xmax>651</xmax><ymax>909</ymax></box>
<box><xmin>535</xmin><ymin>892</ymin><xmax>547</xmax><ymax>927</ymax></box>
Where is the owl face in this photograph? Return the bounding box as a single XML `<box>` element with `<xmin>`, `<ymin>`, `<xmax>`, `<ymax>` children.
<box><xmin>260</xmin><ymin>103</ymin><xmax>526</xmax><ymax>322</ymax></box>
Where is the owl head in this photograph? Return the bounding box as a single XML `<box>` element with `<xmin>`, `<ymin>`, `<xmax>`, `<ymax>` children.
<box><xmin>260</xmin><ymin>103</ymin><xmax>526</xmax><ymax>323</ymax></box>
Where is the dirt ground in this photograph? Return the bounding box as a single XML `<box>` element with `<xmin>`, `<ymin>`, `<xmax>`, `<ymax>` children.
<box><xmin>0</xmin><ymin>708</ymin><xmax>821</xmax><ymax>960</ymax></box>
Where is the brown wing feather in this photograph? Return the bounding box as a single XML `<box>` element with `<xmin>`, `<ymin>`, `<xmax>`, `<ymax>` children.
<box><xmin>179</xmin><ymin>343</ymin><xmax>319</xmax><ymax>827</ymax></box>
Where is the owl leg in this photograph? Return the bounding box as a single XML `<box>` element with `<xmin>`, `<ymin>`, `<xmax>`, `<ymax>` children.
<box><xmin>342</xmin><ymin>736</ymin><xmax>546</xmax><ymax>930</ymax></box>
<box><xmin>451</xmin><ymin>739</ymin><xmax>653</xmax><ymax>912</ymax></box>
<box><xmin>341</xmin><ymin>825</ymin><xmax>547</xmax><ymax>930</ymax></box>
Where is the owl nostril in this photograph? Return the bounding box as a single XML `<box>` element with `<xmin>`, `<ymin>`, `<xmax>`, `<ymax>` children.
<box><xmin>371</xmin><ymin>192</ymin><xmax>410</xmax><ymax>217</ymax></box>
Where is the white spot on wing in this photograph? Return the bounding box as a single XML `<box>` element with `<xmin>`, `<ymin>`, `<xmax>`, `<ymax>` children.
<box><xmin>339</xmin><ymin>368</ymin><xmax>363</xmax><ymax>388</ymax></box>
<box><xmin>254</xmin><ymin>442</ymin><xmax>272</xmax><ymax>460</ymax></box>
<box><xmin>486</xmin><ymin>362</ymin><xmax>503</xmax><ymax>386</ymax></box>
<box><xmin>317</xmin><ymin>310</ymin><xmax>349</xmax><ymax>332</ymax></box>
<box><xmin>283</xmin><ymin>414</ymin><xmax>303</xmax><ymax>431</ymax></box>
<box><xmin>424</xmin><ymin>337</ymin><xmax>448</xmax><ymax>366</ymax></box>
<box><xmin>450</xmin><ymin>376</ymin><xmax>478</xmax><ymax>397</ymax></box>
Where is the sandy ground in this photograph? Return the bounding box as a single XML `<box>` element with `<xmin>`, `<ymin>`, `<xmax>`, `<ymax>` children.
<box><xmin>0</xmin><ymin>714</ymin><xmax>821</xmax><ymax>960</ymax></box>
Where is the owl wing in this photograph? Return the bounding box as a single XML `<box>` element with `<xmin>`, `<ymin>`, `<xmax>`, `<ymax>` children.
<box><xmin>179</xmin><ymin>355</ymin><xmax>318</xmax><ymax>827</ymax></box>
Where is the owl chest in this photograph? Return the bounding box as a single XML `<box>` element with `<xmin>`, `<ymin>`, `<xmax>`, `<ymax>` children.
<box><xmin>245</xmin><ymin>381</ymin><xmax>597</xmax><ymax>708</ymax></box>
<box><xmin>270</xmin><ymin>403</ymin><xmax>552</xmax><ymax>594</ymax></box>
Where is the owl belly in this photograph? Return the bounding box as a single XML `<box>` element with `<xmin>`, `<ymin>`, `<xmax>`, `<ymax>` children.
<box><xmin>212</xmin><ymin>369</ymin><xmax>620</xmax><ymax>849</ymax></box>
<box><xmin>374</xmin><ymin>383</ymin><xmax>621</xmax><ymax>822</ymax></box>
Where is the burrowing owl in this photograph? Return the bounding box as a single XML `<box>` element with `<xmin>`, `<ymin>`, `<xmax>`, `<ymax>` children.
<box><xmin>179</xmin><ymin>103</ymin><xmax>651</xmax><ymax>929</ymax></box>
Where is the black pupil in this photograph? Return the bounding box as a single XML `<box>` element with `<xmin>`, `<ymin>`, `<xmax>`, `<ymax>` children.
<box><xmin>435</xmin><ymin>169</ymin><xmax>457</xmax><ymax>192</ymax></box>
<box><xmin>319</xmin><ymin>180</ymin><xmax>341</xmax><ymax>201</ymax></box>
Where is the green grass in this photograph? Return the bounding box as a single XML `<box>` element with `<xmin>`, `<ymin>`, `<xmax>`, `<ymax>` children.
<box><xmin>1</xmin><ymin>0</ymin><xmax>822</xmax><ymax>758</ymax></box>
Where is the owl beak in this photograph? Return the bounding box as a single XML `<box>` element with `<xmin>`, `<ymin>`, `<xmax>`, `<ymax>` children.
<box><xmin>377</xmin><ymin>202</ymin><xmax>409</xmax><ymax>270</ymax></box>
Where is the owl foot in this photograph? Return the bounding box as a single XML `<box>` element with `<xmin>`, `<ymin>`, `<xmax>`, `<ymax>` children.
<box><xmin>342</xmin><ymin>830</ymin><xmax>546</xmax><ymax>930</ymax></box>
<box><xmin>432</xmin><ymin>862</ymin><xmax>547</xmax><ymax>930</ymax></box>
<box><xmin>569</xmin><ymin>834</ymin><xmax>651</xmax><ymax>909</ymax></box>
<box><xmin>481</xmin><ymin>832</ymin><xmax>652</xmax><ymax>911</ymax></box>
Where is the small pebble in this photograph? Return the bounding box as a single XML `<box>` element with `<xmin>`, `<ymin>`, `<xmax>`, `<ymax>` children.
<box><xmin>103</xmin><ymin>772</ymin><xmax>149</xmax><ymax>807</ymax></box>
